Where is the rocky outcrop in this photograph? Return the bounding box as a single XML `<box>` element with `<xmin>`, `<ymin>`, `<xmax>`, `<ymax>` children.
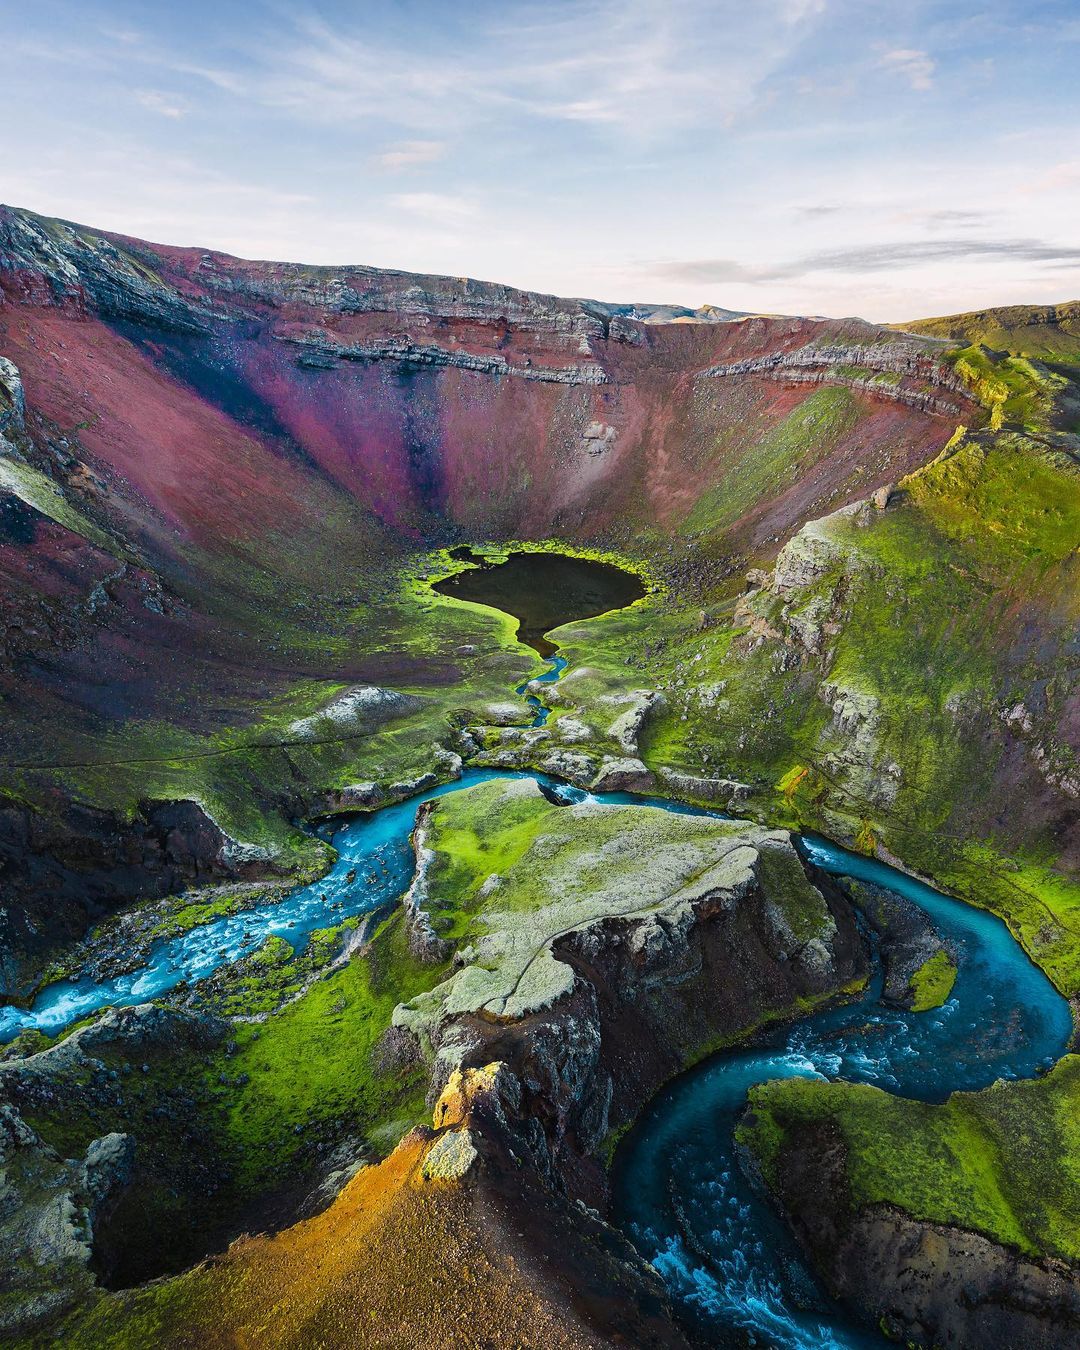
<box><xmin>287</xmin><ymin>683</ymin><xmax>425</xmax><ymax>740</ymax></box>
<box><xmin>842</xmin><ymin>877</ymin><xmax>953</xmax><ymax>1008</ymax></box>
<box><xmin>756</xmin><ymin>1120</ymin><xmax>1080</xmax><ymax>1349</ymax></box>
<box><xmin>0</xmin><ymin>1106</ymin><xmax>134</xmax><ymax>1335</ymax></box>
<box><xmin>318</xmin><ymin>754</ymin><xmax>463</xmax><ymax>816</ymax></box>
<box><xmin>590</xmin><ymin>756</ymin><xmax>654</xmax><ymax>792</ymax></box>
<box><xmin>0</xmin><ymin>798</ymin><xmax>281</xmax><ymax>997</ymax></box>
<box><xmin>700</xmin><ymin>340</ymin><xmax>969</xmax><ymax>415</ymax></box>
<box><xmin>280</xmin><ymin>333</ymin><xmax>609</xmax><ymax>385</ymax></box>
<box><xmin>0</xmin><ymin>353</ymin><xmax>26</xmax><ymax>436</ymax></box>
<box><xmin>391</xmin><ymin>780</ymin><xmax>867</xmax><ymax>1186</ymax></box>
<box><xmin>658</xmin><ymin>767</ymin><xmax>752</xmax><ymax>807</ymax></box>
<box><xmin>0</xmin><ymin>207</ymin><xmax>215</xmax><ymax>333</ymax></box>
<box><xmin>401</xmin><ymin>800</ymin><xmax>453</xmax><ymax>963</ymax></box>
<box><xmin>606</xmin><ymin>689</ymin><xmax>663</xmax><ymax>756</ymax></box>
<box><xmin>0</xmin><ymin>1005</ymin><xmax>227</xmax><ymax>1333</ymax></box>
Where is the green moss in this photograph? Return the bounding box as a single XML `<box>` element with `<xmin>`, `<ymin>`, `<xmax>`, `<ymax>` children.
<box><xmin>681</xmin><ymin>386</ymin><xmax>861</xmax><ymax>536</ymax></box>
<box><xmin>902</xmin><ymin>304</ymin><xmax>1080</xmax><ymax>368</ymax></box>
<box><xmin>211</xmin><ymin>909</ymin><xmax>445</xmax><ymax>1189</ymax></box>
<box><xmin>908</xmin><ymin>948</ymin><xmax>957</xmax><ymax>1011</ymax></box>
<box><xmin>396</xmin><ymin>777</ymin><xmax>848</xmax><ymax>1055</ymax></box>
<box><xmin>744</xmin><ymin>1056</ymin><xmax>1080</xmax><ymax>1263</ymax></box>
<box><xmin>0</xmin><ymin>456</ymin><xmax>124</xmax><ymax>555</ymax></box>
<box><xmin>942</xmin><ymin>345</ymin><xmax>1068</xmax><ymax>433</ymax></box>
<box><xmin>19</xmin><ymin>911</ymin><xmax>445</xmax><ymax>1254</ymax></box>
<box><xmin>599</xmin><ymin>1121</ymin><xmax>632</xmax><ymax>1168</ymax></box>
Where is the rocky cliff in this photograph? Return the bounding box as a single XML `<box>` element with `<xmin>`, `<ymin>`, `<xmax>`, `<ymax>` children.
<box><xmin>390</xmin><ymin>779</ymin><xmax>867</xmax><ymax>1192</ymax></box>
<box><xmin>38</xmin><ymin>779</ymin><xmax>868</xmax><ymax>1347</ymax></box>
<box><xmin>2</xmin><ymin>203</ymin><xmax>1078</xmax><ymax>1347</ymax></box>
<box><xmin>741</xmin><ymin>1109</ymin><xmax>1080</xmax><ymax>1348</ymax></box>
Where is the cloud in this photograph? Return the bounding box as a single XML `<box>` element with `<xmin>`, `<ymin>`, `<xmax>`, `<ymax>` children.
<box><xmin>388</xmin><ymin>193</ymin><xmax>479</xmax><ymax>226</ymax></box>
<box><xmin>168</xmin><ymin>61</ymin><xmax>247</xmax><ymax>95</ymax></box>
<box><xmin>916</xmin><ymin>208</ymin><xmax>991</xmax><ymax>228</ymax></box>
<box><xmin>210</xmin><ymin>0</ymin><xmax>828</xmax><ymax>141</ymax></box>
<box><xmin>134</xmin><ymin>89</ymin><xmax>187</xmax><ymax>119</ymax></box>
<box><xmin>879</xmin><ymin>48</ymin><xmax>936</xmax><ymax>91</ymax></box>
<box><xmin>653</xmin><ymin>237</ymin><xmax>1080</xmax><ymax>284</ymax></box>
<box><xmin>1020</xmin><ymin>160</ymin><xmax>1080</xmax><ymax>194</ymax></box>
<box><xmin>375</xmin><ymin>140</ymin><xmax>446</xmax><ymax>171</ymax></box>
<box><xmin>795</xmin><ymin>203</ymin><xmax>844</xmax><ymax>218</ymax></box>
<box><xmin>779</xmin><ymin>0</ymin><xmax>828</xmax><ymax>21</ymax></box>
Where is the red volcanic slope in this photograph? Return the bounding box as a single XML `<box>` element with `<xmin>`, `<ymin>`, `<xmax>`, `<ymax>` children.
<box><xmin>0</xmin><ymin>207</ymin><xmax>972</xmax><ymax>550</ymax></box>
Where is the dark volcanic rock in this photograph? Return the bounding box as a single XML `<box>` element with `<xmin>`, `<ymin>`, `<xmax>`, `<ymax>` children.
<box><xmin>0</xmin><ymin>1005</ymin><xmax>228</xmax><ymax>1333</ymax></box>
<box><xmin>0</xmin><ymin>797</ymin><xmax>281</xmax><ymax>997</ymax></box>
<box><xmin>760</xmin><ymin>1119</ymin><xmax>1080</xmax><ymax>1349</ymax></box>
<box><xmin>842</xmin><ymin>876</ymin><xmax>952</xmax><ymax>1008</ymax></box>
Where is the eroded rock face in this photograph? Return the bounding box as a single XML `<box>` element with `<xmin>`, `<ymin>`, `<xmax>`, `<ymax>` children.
<box><xmin>391</xmin><ymin>779</ymin><xmax>867</xmax><ymax>1186</ymax></box>
<box><xmin>0</xmin><ymin>1005</ymin><xmax>227</xmax><ymax>1334</ymax></box>
<box><xmin>0</xmin><ymin>1106</ymin><xmax>134</xmax><ymax>1335</ymax></box>
<box><xmin>0</xmin><ymin>798</ymin><xmax>283</xmax><ymax>997</ymax></box>
<box><xmin>0</xmin><ymin>353</ymin><xmax>26</xmax><ymax>436</ymax></box>
<box><xmin>759</xmin><ymin>1121</ymin><xmax>1080</xmax><ymax>1349</ymax></box>
<box><xmin>700</xmin><ymin>340</ymin><xmax>970</xmax><ymax>416</ymax></box>
<box><xmin>842</xmin><ymin>876</ymin><xmax>953</xmax><ymax>1009</ymax></box>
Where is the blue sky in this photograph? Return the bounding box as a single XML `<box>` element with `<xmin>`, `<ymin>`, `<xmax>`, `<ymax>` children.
<box><xmin>3</xmin><ymin>0</ymin><xmax>1079</xmax><ymax>319</ymax></box>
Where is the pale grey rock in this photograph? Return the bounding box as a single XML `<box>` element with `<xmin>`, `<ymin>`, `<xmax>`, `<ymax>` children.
<box><xmin>288</xmin><ymin>685</ymin><xmax>423</xmax><ymax>740</ymax></box>
<box><xmin>591</xmin><ymin>757</ymin><xmax>654</xmax><ymax>792</ymax></box>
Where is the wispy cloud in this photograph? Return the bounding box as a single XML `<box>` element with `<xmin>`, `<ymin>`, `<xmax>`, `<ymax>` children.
<box><xmin>388</xmin><ymin>192</ymin><xmax>478</xmax><ymax>226</ymax></box>
<box><xmin>914</xmin><ymin>209</ymin><xmax>992</xmax><ymax>228</ymax></box>
<box><xmin>134</xmin><ymin>89</ymin><xmax>187</xmax><ymax>119</ymax></box>
<box><xmin>374</xmin><ymin>140</ymin><xmax>446</xmax><ymax>171</ymax></box>
<box><xmin>1020</xmin><ymin>159</ymin><xmax>1080</xmax><ymax>194</ymax></box>
<box><xmin>794</xmin><ymin>202</ymin><xmax>844</xmax><ymax>218</ymax></box>
<box><xmin>879</xmin><ymin>48</ymin><xmax>936</xmax><ymax>91</ymax></box>
<box><xmin>3</xmin><ymin>0</ymin><xmax>1078</xmax><ymax>321</ymax></box>
<box><xmin>654</xmin><ymin>237</ymin><xmax>1080</xmax><ymax>284</ymax></box>
<box><xmin>191</xmin><ymin>0</ymin><xmax>830</xmax><ymax>140</ymax></box>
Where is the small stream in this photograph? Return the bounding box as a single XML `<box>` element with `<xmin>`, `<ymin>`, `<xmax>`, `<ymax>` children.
<box><xmin>1</xmin><ymin>628</ymin><xmax>1071</xmax><ymax>1349</ymax></box>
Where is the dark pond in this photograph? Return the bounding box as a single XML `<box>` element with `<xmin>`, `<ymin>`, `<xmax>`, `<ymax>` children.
<box><xmin>433</xmin><ymin>549</ymin><xmax>646</xmax><ymax>655</ymax></box>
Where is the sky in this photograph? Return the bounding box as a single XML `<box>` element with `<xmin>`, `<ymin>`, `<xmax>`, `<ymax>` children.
<box><xmin>3</xmin><ymin>0</ymin><xmax>1079</xmax><ymax>321</ymax></box>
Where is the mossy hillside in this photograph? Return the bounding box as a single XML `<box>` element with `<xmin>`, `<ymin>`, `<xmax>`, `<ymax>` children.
<box><xmin>6</xmin><ymin>551</ymin><xmax>550</xmax><ymax>941</ymax></box>
<box><xmin>740</xmin><ymin>1055</ymin><xmax>1080</xmax><ymax>1263</ymax></box>
<box><xmin>20</xmin><ymin>907</ymin><xmax>444</xmax><ymax>1247</ymax></box>
<box><xmin>214</xmin><ymin>907</ymin><xmax>446</xmax><ymax>1187</ymax></box>
<box><xmin>525</xmin><ymin>591</ymin><xmax>762</xmax><ymax>784</ymax></box>
<box><xmin>900</xmin><ymin>303</ymin><xmax>1080</xmax><ymax>367</ymax></box>
<box><xmin>534</xmin><ymin>423</ymin><xmax>1080</xmax><ymax>991</ymax></box>
<box><xmin>947</xmin><ymin>346</ymin><xmax>1065</xmax><ymax>432</ymax></box>
<box><xmin>679</xmin><ymin>385</ymin><xmax>862</xmax><ymax>538</ymax></box>
<box><xmin>901</xmin><ymin>432</ymin><xmax>1080</xmax><ymax>584</ymax></box>
<box><xmin>767</xmin><ymin>456</ymin><xmax>1080</xmax><ymax>986</ymax></box>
